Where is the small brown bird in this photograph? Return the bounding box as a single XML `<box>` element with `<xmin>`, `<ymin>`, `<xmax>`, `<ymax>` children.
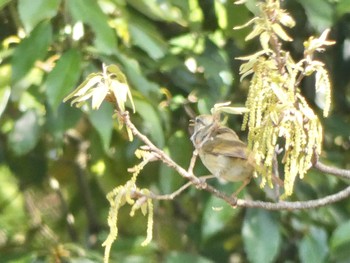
<box><xmin>190</xmin><ymin>114</ymin><xmax>254</xmax><ymax>196</ymax></box>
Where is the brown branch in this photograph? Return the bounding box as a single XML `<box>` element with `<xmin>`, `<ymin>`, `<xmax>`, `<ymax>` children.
<box><xmin>121</xmin><ymin>110</ymin><xmax>350</xmax><ymax>211</ymax></box>
<box><xmin>236</xmin><ymin>185</ymin><xmax>350</xmax><ymax>210</ymax></box>
<box><xmin>314</xmin><ymin>161</ymin><xmax>350</xmax><ymax>179</ymax></box>
<box><xmin>121</xmin><ymin>111</ymin><xmax>204</xmax><ymax>187</ymax></box>
<box><xmin>148</xmin><ymin>182</ymin><xmax>193</xmax><ymax>200</ymax></box>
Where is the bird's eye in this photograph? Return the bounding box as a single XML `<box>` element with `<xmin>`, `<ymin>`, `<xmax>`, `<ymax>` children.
<box><xmin>195</xmin><ymin>117</ymin><xmax>205</xmax><ymax>125</ymax></box>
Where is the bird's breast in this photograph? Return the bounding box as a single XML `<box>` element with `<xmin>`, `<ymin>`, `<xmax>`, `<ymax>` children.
<box><xmin>199</xmin><ymin>151</ymin><xmax>253</xmax><ymax>182</ymax></box>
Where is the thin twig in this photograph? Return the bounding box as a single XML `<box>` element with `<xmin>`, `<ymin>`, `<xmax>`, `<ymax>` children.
<box><xmin>188</xmin><ymin>150</ymin><xmax>198</xmax><ymax>175</ymax></box>
<box><xmin>149</xmin><ymin>182</ymin><xmax>193</xmax><ymax>200</ymax></box>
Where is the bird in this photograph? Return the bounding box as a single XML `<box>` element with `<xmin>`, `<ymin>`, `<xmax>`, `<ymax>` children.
<box><xmin>190</xmin><ymin>114</ymin><xmax>254</xmax><ymax>196</ymax></box>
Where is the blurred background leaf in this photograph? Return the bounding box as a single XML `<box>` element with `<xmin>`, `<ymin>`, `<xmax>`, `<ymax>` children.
<box><xmin>45</xmin><ymin>49</ymin><xmax>81</xmax><ymax>111</ymax></box>
<box><xmin>8</xmin><ymin>109</ymin><xmax>41</xmax><ymax>156</ymax></box>
<box><xmin>299</xmin><ymin>226</ymin><xmax>328</xmax><ymax>263</ymax></box>
<box><xmin>18</xmin><ymin>0</ymin><xmax>61</xmax><ymax>33</ymax></box>
<box><xmin>11</xmin><ymin>21</ymin><xmax>52</xmax><ymax>85</ymax></box>
<box><xmin>243</xmin><ymin>209</ymin><xmax>281</xmax><ymax>263</ymax></box>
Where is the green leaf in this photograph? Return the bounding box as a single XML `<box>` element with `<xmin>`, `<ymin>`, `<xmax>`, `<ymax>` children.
<box><xmin>67</xmin><ymin>0</ymin><xmax>117</xmax><ymax>54</ymax></box>
<box><xmin>126</xmin><ymin>0</ymin><xmax>181</xmax><ymax>22</ymax></box>
<box><xmin>299</xmin><ymin>227</ymin><xmax>328</xmax><ymax>263</ymax></box>
<box><xmin>8</xmin><ymin>110</ymin><xmax>41</xmax><ymax>156</ymax></box>
<box><xmin>115</xmin><ymin>53</ymin><xmax>160</xmax><ymax>96</ymax></box>
<box><xmin>331</xmin><ymin>220</ymin><xmax>350</xmax><ymax>249</ymax></box>
<box><xmin>297</xmin><ymin>0</ymin><xmax>334</xmax><ymax>32</ymax></box>
<box><xmin>330</xmin><ymin>220</ymin><xmax>350</xmax><ymax>261</ymax></box>
<box><xmin>201</xmin><ymin>187</ymin><xmax>239</xmax><ymax>241</ymax></box>
<box><xmin>242</xmin><ymin>209</ymin><xmax>281</xmax><ymax>263</ymax></box>
<box><xmin>11</xmin><ymin>22</ymin><xmax>52</xmax><ymax>84</ymax></box>
<box><xmin>336</xmin><ymin>0</ymin><xmax>350</xmax><ymax>17</ymax></box>
<box><xmin>134</xmin><ymin>99</ymin><xmax>164</xmax><ymax>147</ymax></box>
<box><xmin>18</xmin><ymin>0</ymin><xmax>60</xmax><ymax>33</ymax></box>
<box><xmin>89</xmin><ymin>103</ymin><xmax>114</xmax><ymax>152</ymax></box>
<box><xmin>128</xmin><ymin>16</ymin><xmax>167</xmax><ymax>60</ymax></box>
<box><xmin>45</xmin><ymin>49</ymin><xmax>81</xmax><ymax>111</ymax></box>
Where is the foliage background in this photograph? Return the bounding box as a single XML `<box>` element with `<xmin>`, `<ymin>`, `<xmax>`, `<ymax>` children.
<box><xmin>0</xmin><ymin>0</ymin><xmax>350</xmax><ymax>262</ymax></box>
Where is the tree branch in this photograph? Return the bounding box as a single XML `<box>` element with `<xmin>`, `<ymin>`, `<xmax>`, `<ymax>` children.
<box><xmin>121</xmin><ymin>110</ymin><xmax>350</xmax><ymax>211</ymax></box>
<box><xmin>314</xmin><ymin>161</ymin><xmax>350</xmax><ymax>179</ymax></box>
<box><xmin>236</xmin><ymin>185</ymin><xmax>350</xmax><ymax>210</ymax></box>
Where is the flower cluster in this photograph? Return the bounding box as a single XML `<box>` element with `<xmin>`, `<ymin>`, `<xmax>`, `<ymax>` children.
<box><xmin>235</xmin><ymin>0</ymin><xmax>334</xmax><ymax>196</ymax></box>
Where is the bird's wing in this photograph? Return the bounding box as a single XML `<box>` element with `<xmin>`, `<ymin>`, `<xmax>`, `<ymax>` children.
<box><xmin>201</xmin><ymin>128</ymin><xmax>249</xmax><ymax>159</ymax></box>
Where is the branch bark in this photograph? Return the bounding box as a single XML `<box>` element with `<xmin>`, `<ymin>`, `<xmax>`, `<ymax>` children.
<box><xmin>314</xmin><ymin>161</ymin><xmax>350</xmax><ymax>179</ymax></box>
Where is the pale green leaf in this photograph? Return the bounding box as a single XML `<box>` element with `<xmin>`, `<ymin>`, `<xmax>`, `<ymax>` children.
<box><xmin>8</xmin><ymin>110</ymin><xmax>41</xmax><ymax>156</ymax></box>
<box><xmin>11</xmin><ymin>22</ymin><xmax>52</xmax><ymax>84</ymax></box>
<box><xmin>129</xmin><ymin>21</ymin><xmax>167</xmax><ymax>60</ymax></box>
<box><xmin>91</xmin><ymin>84</ymin><xmax>109</xmax><ymax>110</ymax></box>
<box><xmin>330</xmin><ymin>226</ymin><xmax>350</xmax><ymax>262</ymax></box>
<box><xmin>299</xmin><ymin>227</ymin><xmax>328</xmax><ymax>263</ymax></box>
<box><xmin>110</xmin><ymin>81</ymin><xmax>128</xmax><ymax>111</ymax></box>
<box><xmin>70</xmin><ymin>87</ymin><xmax>96</xmax><ymax>106</ymax></box>
<box><xmin>109</xmin><ymin>66</ymin><xmax>135</xmax><ymax>112</ymax></box>
<box><xmin>18</xmin><ymin>0</ymin><xmax>60</xmax><ymax>33</ymax></box>
<box><xmin>63</xmin><ymin>74</ymin><xmax>101</xmax><ymax>103</ymax></box>
<box><xmin>243</xmin><ymin>209</ymin><xmax>281</xmax><ymax>263</ymax></box>
<box><xmin>46</xmin><ymin>49</ymin><xmax>81</xmax><ymax>111</ymax></box>
<box><xmin>330</xmin><ymin>220</ymin><xmax>350</xmax><ymax>251</ymax></box>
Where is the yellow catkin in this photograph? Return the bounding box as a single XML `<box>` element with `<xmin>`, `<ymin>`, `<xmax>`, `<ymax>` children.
<box><xmin>103</xmin><ymin>189</ymin><xmax>124</xmax><ymax>263</ymax></box>
<box><xmin>236</xmin><ymin>0</ymin><xmax>332</xmax><ymax>197</ymax></box>
<box><xmin>141</xmin><ymin>199</ymin><xmax>154</xmax><ymax>247</ymax></box>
